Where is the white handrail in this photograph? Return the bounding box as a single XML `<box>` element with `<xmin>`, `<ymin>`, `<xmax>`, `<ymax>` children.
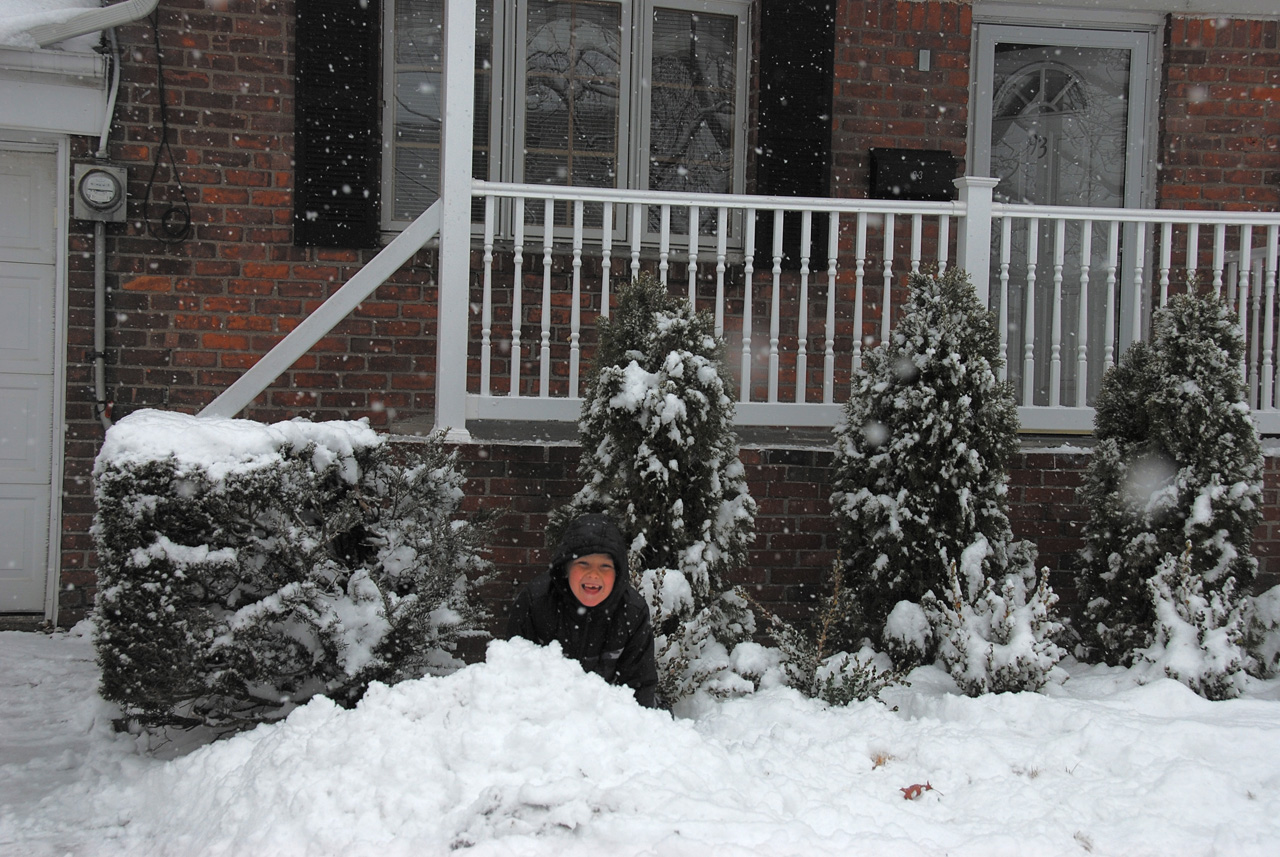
<box><xmin>29</xmin><ymin>0</ymin><xmax>160</xmax><ymax>48</ymax></box>
<box><xmin>199</xmin><ymin>202</ymin><xmax>442</xmax><ymax>420</ymax></box>
<box><xmin>473</xmin><ymin>180</ymin><xmax>967</xmax><ymax>217</ymax></box>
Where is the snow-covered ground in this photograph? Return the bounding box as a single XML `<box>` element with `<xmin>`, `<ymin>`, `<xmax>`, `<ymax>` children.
<box><xmin>4</xmin><ymin>625</ymin><xmax>1280</xmax><ymax>857</ymax></box>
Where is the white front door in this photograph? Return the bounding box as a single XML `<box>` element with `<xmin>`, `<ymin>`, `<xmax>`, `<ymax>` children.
<box><xmin>0</xmin><ymin>143</ymin><xmax>58</xmax><ymax>614</ymax></box>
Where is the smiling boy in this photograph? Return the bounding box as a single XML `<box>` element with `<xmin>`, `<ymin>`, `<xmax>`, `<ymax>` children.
<box><xmin>506</xmin><ymin>514</ymin><xmax>659</xmax><ymax>708</ymax></box>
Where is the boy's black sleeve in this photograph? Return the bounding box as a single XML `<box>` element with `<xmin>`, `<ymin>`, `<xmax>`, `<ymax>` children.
<box><xmin>616</xmin><ymin>599</ymin><xmax>659</xmax><ymax>709</ymax></box>
<box><xmin>506</xmin><ymin>586</ymin><xmax>537</xmax><ymax>642</ymax></box>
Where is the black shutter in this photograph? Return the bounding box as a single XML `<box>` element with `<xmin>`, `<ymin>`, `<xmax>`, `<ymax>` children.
<box><xmin>294</xmin><ymin>0</ymin><xmax>382</xmax><ymax>248</ymax></box>
<box><xmin>755</xmin><ymin>1</ymin><xmax>835</xmax><ymax>266</ymax></box>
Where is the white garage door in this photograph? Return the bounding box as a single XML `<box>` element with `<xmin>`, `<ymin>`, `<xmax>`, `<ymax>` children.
<box><xmin>0</xmin><ymin>144</ymin><xmax>57</xmax><ymax>614</ymax></box>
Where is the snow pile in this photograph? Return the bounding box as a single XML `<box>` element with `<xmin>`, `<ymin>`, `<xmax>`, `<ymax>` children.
<box><xmin>5</xmin><ymin>630</ymin><xmax>1280</xmax><ymax>857</ymax></box>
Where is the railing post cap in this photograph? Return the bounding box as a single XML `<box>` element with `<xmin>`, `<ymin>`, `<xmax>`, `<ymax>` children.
<box><xmin>953</xmin><ymin>176</ymin><xmax>1000</xmax><ymax>190</ymax></box>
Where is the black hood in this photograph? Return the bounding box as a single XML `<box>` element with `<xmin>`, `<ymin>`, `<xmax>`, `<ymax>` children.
<box><xmin>550</xmin><ymin>513</ymin><xmax>629</xmax><ymax>584</ymax></box>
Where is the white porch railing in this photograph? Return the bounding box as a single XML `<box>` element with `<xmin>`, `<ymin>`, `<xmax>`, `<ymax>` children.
<box><xmin>462</xmin><ymin>180</ymin><xmax>1280</xmax><ymax>435</ymax></box>
<box><xmin>465</xmin><ymin>180</ymin><xmax>967</xmax><ymax>429</ymax></box>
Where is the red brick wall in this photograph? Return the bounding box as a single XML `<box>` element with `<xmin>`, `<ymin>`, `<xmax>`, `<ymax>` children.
<box><xmin>1160</xmin><ymin>15</ymin><xmax>1280</xmax><ymax>210</ymax></box>
<box><xmin>451</xmin><ymin>440</ymin><xmax>1280</xmax><ymax>638</ymax></box>
<box><xmin>830</xmin><ymin>0</ymin><xmax>972</xmax><ymax>198</ymax></box>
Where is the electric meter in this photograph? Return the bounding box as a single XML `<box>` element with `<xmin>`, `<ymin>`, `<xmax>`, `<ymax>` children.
<box><xmin>73</xmin><ymin>164</ymin><xmax>128</xmax><ymax>222</ymax></box>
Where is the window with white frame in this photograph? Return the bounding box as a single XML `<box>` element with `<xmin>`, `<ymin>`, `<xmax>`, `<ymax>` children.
<box><xmin>384</xmin><ymin>0</ymin><xmax>751</xmax><ymax>232</ymax></box>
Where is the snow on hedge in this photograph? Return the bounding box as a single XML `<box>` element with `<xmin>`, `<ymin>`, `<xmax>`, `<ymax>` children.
<box><xmin>92</xmin><ymin>409</ymin><xmax>488</xmax><ymax>731</ymax></box>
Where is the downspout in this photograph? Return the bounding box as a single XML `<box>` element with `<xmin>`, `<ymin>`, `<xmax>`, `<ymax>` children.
<box><xmin>92</xmin><ymin>28</ymin><xmax>123</xmax><ymax>431</ymax></box>
<box><xmin>29</xmin><ymin>0</ymin><xmax>160</xmax><ymax>49</ymax></box>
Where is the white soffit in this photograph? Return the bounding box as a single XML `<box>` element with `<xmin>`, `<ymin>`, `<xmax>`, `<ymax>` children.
<box><xmin>0</xmin><ymin>47</ymin><xmax>107</xmax><ymax>136</ymax></box>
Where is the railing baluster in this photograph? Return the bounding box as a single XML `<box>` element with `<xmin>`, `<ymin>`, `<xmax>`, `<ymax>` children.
<box><xmin>540</xmin><ymin>198</ymin><xmax>553</xmax><ymax>397</ymax></box>
<box><xmin>1159</xmin><ymin>221</ymin><xmax>1172</xmax><ymax>306</ymax></box>
<box><xmin>601</xmin><ymin>202</ymin><xmax>613</xmax><ymax>318</ymax></box>
<box><xmin>998</xmin><ymin>215</ymin><xmax>1011</xmax><ymax>383</ymax></box>
<box><xmin>824</xmin><ymin>212</ymin><xmax>839</xmax><ymax>404</ymax></box>
<box><xmin>1251</xmin><ymin>265</ymin><xmax>1262</xmax><ymax>409</ymax></box>
<box><xmin>630</xmin><ymin>203</ymin><xmax>642</xmax><ymax>281</ymax></box>
<box><xmin>881</xmin><ymin>213</ymin><xmax>895</xmax><ymax>344</ymax></box>
<box><xmin>715</xmin><ymin>207</ymin><xmax>727</xmax><ymax>337</ymax></box>
<box><xmin>1050</xmin><ymin>218</ymin><xmax>1065</xmax><ymax>408</ymax></box>
<box><xmin>659</xmin><ymin>204</ymin><xmax>671</xmax><ymax>286</ymax></box>
<box><xmin>688</xmin><ymin>204</ymin><xmax>699</xmax><ymax>306</ymax></box>
<box><xmin>1104</xmin><ymin>220</ymin><xmax>1120</xmax><ymax>371</ymax></box>
<box><xmin>797</xmin><ymin>210</ymin><xmax>812</xmax><ymax>403</ymax></box>
<box><xmin>853</xmin><ymin>212</ymin><xmax>867</xmax><ymax>374</ymax></box>
<box><xmin>481</xmin><ymin>194</ymin><xmax>495</xmax><ymax>396</ymax></box>
<box><xmin>1023</xmin><ymin>218</ymin><xmax>1039</xmax><ymax>405</ymax></box>
<box><xmin>570</xmin><ymin>200</ymin><xmax>584</xmax><ymax>397</ymax></box>
<box><xmin>1076</xmin><ymin>220</ymin><xmax>1093</xmax><ymax>408</ymax></box>
<box><xmin>938</xmin><ymin>215</ymin><xmax>950</xmax><ymax>274</ymax></box>
<box><xmin>1130</xmin><ymin>223</ymin><xmax>1147</xmax><ymax>346</ymax></box>
<box><xmin>1187</xmin><ymin>223</ymin><xmax>1200</xmax><ymax>289</ymax></box>
<box><xmin>768</xmin><ymin>209</ymin><xmax>784</xmax><ymax>403</ymax></box>
<box><xmin>741</xmin><ymin>209</ymin><xmax>756</xmax><ymax>402</ymax></box>
<box><xmin>1265</xmin><ymin>224</ymin><xmax>1279</xmax><ymax>411</ymax></box>
<box><xmin>1213</xmin><ymin>223</ymin><xmax>1227</xmax><ymax>297</ymax></box>
<box><xmin>910</xmin><ymin>213</ymin><xmax>923</xmax><ymax>274</ymax></box>
<box><xmin>510</xmin><ymin>197</ymin><xmax>525</xmax><ymax>396</ymax></box>
<box><xmin>1239</xmin><ymin>225</ymin><xmax>1254</xmax><ymax>393</ymax></box>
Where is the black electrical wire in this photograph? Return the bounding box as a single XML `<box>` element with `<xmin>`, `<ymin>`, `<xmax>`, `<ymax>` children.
<box><xmin>142</xmin><ymin>12</ymin><xmax>193</xmax><ymax>245</ymax></box>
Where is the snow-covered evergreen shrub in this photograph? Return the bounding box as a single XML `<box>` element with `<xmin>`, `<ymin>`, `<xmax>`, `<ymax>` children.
<box><xmin>754</xmin><ymin>573</ymin><xmax>906</xmax><ymax>706</ymax></box>
<box><xmin>922</xmin><ymin>547</ymin><xmax>1064</xmax><ymax>695</ymax></box>
<box><xmin>93</xmin><ymin>410</ymin><xmax>489</xmax><ymax>731</ymax></box>
<box><xmin>555</xmin><ymin>274</ymin><xmax>757</xmax><ymax>707</ymax></box>
<box><xmin>1075</xmin><ymin>290</ymin><xmax>1263</xmax><ymax>685</ymax></box>
<box><xmin>1138</xmin><ymin>543</ymin><xmax>1249</xmax><ymax>700</ymax></box>
<box><xmin>830</xmin><ymin>267</ymin><xmax>1062</xmax><ymax>693</ymax></box>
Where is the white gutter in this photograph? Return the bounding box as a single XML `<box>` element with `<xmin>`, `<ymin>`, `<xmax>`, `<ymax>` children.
<box><xmin>29</xmin><ymin>0</ymin><xmax>160</xmax><ymax>49</ymax></box>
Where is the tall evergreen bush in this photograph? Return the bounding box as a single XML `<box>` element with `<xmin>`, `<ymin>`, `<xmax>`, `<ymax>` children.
<box><xmin>1076</xmin><ymin>290</ymin><xmax>1262</xmax><ymax>696</ymax></box>
<box><xmin>555</xmin><ymin>274</ymin><xmax>757</xmax><ymax>707</ymax></box>
<box><xmin>93</xmin><ymin>411</ymin><xmax>489</xmax><ymax>731</ymax></box>
<box><xmin>830</xmin><ymin>268</ymin><xmax>1062</xmax><ymax>693</ymax></box>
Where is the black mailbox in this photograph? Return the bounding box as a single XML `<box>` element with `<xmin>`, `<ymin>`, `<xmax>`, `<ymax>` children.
<box><xmin>869</xmin><ymin>148</ymin><xmax>958</xmax><ymax>201</ymax></box>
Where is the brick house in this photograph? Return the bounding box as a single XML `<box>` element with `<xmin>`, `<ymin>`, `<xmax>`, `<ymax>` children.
<box><xmin>0</xmin><ymin>0</ymin><xmax>1278</xmax><ymax>629</ymax></box>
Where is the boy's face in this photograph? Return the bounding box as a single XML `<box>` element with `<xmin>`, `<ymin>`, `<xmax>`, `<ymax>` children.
<box><xmin>566</xmin><ymin>553</ymin><xmax>616</xmax><ymax>607</ymax></box>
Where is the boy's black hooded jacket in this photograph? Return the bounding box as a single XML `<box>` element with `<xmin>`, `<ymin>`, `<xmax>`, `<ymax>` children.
<box><xmin>506</xmin><ymin>514</ymin><xmax>659</xmax><ymax>708</ymax></box>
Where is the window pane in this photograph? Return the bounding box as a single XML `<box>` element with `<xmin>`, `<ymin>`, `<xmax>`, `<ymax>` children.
<box><xmin>524</xmin><ymin>0</ymin><xmax>622</xmax><ymax>225</ymax></box>
<box><xmin>648</xmin><ymin>7</ymin><xmax>736</xmax><ymax>233</ymax></box>
<box><xmin>392</xmin><ymin>0</ymin><xmax>492</xmax><ymax>222</ymax></box>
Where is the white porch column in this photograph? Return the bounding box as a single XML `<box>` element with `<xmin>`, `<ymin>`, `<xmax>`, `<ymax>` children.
<box><xmin>435</xmin><ymin>0</ymin><xmax>477</xmax><ymax>442</ymax></box>
<box><xmin>954</xmin><ymin>176</ymin><xmax>999</xmax><ymax>305</ymax></box>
